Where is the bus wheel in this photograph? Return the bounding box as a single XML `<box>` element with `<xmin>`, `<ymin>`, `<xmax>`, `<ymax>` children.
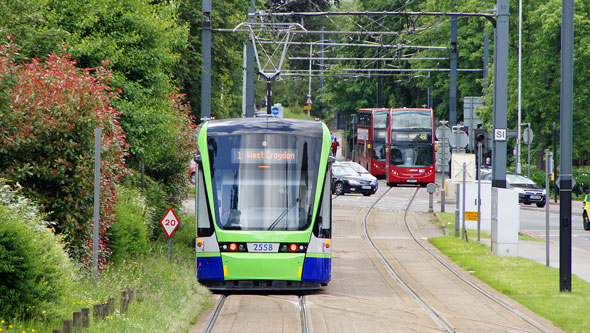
<box><xmin>584</xmin><ymin>212</ymin><xmax>590</xmax><ymax>231</ymax></box>
<box><xmin>334</xmin><ymin>182</ymin><xmax>345</xmax><ymax>195</ymax></box>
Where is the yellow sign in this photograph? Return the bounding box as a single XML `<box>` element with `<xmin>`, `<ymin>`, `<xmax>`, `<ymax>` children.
<box><xmin>465</xmin><ymin>211</ymin><xmax>478</xmax><ymax>221</ymax></box>
<box><xmin>303</xmin><ymin>105</ymin><xmax>312</xmax><ymax>111</ymax></box>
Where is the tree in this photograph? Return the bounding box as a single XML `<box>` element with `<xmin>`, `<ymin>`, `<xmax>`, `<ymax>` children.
<box><xmin>0</xmin><ymin>43</ymin><xmax>127</xmax><ymax>263</ymax></box>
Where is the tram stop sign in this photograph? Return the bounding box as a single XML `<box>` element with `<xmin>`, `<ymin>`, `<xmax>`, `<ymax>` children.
<box><xmin>160</xmin><ymin>207</ymin><xmax>180</xmax><ymax>238</ymax></box>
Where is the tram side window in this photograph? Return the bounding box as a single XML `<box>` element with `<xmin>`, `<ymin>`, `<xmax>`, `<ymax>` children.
<box><xmin>196</xmin><ymin>167</ymin><xmax>214</xmax><ymax>237</ymax></box>
<box><xmin>314</xmin><ymin>166</ymin><xmax>332</xmax><ymax>238</ymax></box>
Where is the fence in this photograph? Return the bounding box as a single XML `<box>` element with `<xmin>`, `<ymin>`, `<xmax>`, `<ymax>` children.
<box><xmin>51</xmin><ymin>287</ymin><xmax>142</xmax><ymax>333</ymax></box>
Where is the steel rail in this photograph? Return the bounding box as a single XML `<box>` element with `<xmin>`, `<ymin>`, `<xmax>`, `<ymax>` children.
<box><xmin>403</xmin><ymin>188</ymin><xmax>551</xmax><ymax>333</ymax></box>
<box><xmin>203</xmin><ymin>294</ymin><xmax>227</xmax><ymax>333</ymax></box>
<box><xmin>362</xmin><ymin>187</ymin><xmax>455</xmax><ymax>332</ymax></box>
<box><xmin>299</xmin><ymin>295</ymin><xmax>309</xmax><ymax>333</ymax></box>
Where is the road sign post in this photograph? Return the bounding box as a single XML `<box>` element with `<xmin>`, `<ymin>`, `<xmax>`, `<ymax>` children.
<box><xmin>305</xmin><ymin>97</ymin><xmax>313</xmax><ymax>119</ymax></box>
<box><xmin>160</xmin><ymin>208</ymin><xmax>180</xmax><ymax>259</ymax></box>
<box><xmin>439</xmin><ymin>120</ymin><xmax>449</xmax><ymax>212</ymax></box>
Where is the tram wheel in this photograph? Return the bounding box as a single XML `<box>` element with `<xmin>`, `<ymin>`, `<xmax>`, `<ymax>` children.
<box><xmin>334</xmin><ymin>182</ymin><xmax>345</xmax><ymax>195</ymax></box>
<box><xmin>584</xmin><ymin>212</ymin><xmax>590</xmax><ymax>231</ymax></box>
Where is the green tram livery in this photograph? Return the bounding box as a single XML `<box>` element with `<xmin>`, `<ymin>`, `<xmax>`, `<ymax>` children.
<box><xmin>195</xmin><ymin>117</ymin><xmax>333</xmax><ymax>290</ymax></box>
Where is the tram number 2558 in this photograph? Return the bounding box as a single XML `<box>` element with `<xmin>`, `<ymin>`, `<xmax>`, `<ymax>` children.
<box><xmin>252</xmin><ymin>243</ymin><xmax>274</xmax><ymax>252</ymax></box>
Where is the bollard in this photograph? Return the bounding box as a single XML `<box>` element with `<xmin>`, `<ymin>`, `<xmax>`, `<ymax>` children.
<box><xmin>120</xmin><ymin>290</ymin><xmax>129</xmax><ymax>315</ymax></box>
<box><xmin>99</xmin><ymin>304</ymin><xmax>106</xmax><ymax>320</ymax></box>
<box><xmin>92</xmin><ymin>303</ymin><xmax>102</xmax><ymax>321</ymax></box>
<box><xmin>427</xmin><ymin>183</ymin><xmax>436</xmax><ymax>213</ymax></box>
<box><xmin>81</xmin><ymin>308</ymin><xmax>90</xmax><ymax>328</ymax></box>
<box><xmin>106</xmin><ymin>297</ymin><xmax>115</xmax><ymax>316</ymax></box>
<box><xmin>128</xmin><ymin>288</ymin><xmax>135</xmax><ymax>303</ymax></box>
<box><xmin>136</xmin><ymin>288</ymin><xmax>143</xmax><ymax>302</ymax></box>
<box><xmin>455</xmin><ymin>183</ymin><xmax>460</xmax><ymax>237</ymax></box>
<box><xmin>73</xmin><ymin>312</ymin><xmax>82</xmax><ymax>331</ymax></box>
<box><xmin>63</xmin><ymin>319</ymin><xmax>73</xmax><ymax>333</ymax></box>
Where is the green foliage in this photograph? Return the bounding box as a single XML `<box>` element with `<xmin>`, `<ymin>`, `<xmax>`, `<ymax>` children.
<box><xmin>174</xmin><ymin>0</ymin><xmax>249</xmax><ymax>119</ymax></box>
<box><xmin>122</xmin><ymin>173</ymin><xmax>177</xmax><ymax>239</ymax></box>
<box><xmin>108</xmin><ymin>187</ymin><xmax>149</xmax><ymax>264</ymax></box>
<box><xmin>0</xmin><ymin>43</ymin><xmax>128</xmax><ymax>264</ymax></box>
<box><xmin>0</xmin><ymin>243</ymin><xmax>211</xmax><ymax>332</ymax></box>
<box><xmin>172</xmin><ymin>212</ymin><xmax>196</xmax><ymax>249</ymax></box>
<box><xmin>1</xmin><ymin>0</ymin><xmax>197</xmax><ymax>216</ymax></box>
<box><xmin>0</xmin><ymin>183</ymin><xmax>73</xmax><ymax>319</ymax></box>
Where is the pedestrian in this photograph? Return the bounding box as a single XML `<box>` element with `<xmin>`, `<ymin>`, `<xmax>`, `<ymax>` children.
<box><xmin>331</xmin><ymin>138</ymin><xmax>340</xmax><ymax>157</ymax></box>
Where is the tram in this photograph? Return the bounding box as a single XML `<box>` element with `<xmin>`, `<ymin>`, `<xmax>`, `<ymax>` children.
<box><xmin>387</xmin><ymin>108</ymin><xmax>436</xmax><ymax>186</ymax></box>
<box><xmin>194</xmin><ymin>116</ymin><xmax>333</xmax><ymax>290</ymax></box>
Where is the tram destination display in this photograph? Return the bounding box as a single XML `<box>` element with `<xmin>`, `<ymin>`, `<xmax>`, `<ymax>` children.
<box><xmin>232</xmin><ymin>148</ymin><xmax>297</xmax><ymax>164</ymax></box>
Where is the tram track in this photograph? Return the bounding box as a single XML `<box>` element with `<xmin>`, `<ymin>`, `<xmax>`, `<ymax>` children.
<box><xmin>202</xmin><ymin>293</ymin><xmax>309</xmax><ymax>333</ymax></box>
<box><xmin>299</xmin><ymin>295</ymin><xmax>309</xmax><ymax>333</ymax></box>
<box><xmin>401</xmin><ymin>187</ymin><xmax>551</xmax><ymax>333</ymax></box>
<box><xmin>362</xmin><ymin>187</ymin><xmax>455</xmax><ymax>332</ymax></box>
<box><xmin>362</xmin><ymin>186</ymin><xmax>552</xmax><ymax>333</ymax></box>
<box><xmin>203</xmin><ymin>294</ymin><xmax>226</xmax><ymax>333</ymax></box>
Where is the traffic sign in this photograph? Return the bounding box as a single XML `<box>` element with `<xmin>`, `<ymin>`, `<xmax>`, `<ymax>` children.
<box><xmin>522</xmin><ymin>127</ymin><xmax>534</xmax><ymax>145</ymax></box>
<box><xmin>555</xmin><ymin>176</ymin><xmax>576</xmax><ymax>191</ymax></box>
<box><xmin>435</xmin><ymin>125</ymin><xmax>451</xmax><ymax>141</ymax></box>
<box><xmin>160</xmin><ymin>207</ymin><xmax>180</xmax><ymax>238</ymax></box>
<box><xmin>465</xmin><ymin>211</ymin><xmax>478</xmax><ymax>221</ymax></box>
<box><xmin>303</xmin><ymin>105</ymin><xmax>312</xmax><ymax>111</ymax></box>
<box><xmin>271</xmin><ymin>106</ymin><xmax>280</xmax><ymax>117</ymax></box>
<box><xmin>305</xmin><ymin>97</ymin><xmax>313</xmax><ymax>105</ymax></box>
<box><xmin>494</xmin><ymin>128</ymin><xmax>507</xmax><ymax>141</ymax></box>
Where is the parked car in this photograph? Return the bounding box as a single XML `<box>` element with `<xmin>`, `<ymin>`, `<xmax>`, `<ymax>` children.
<box><xmin>335</xmin><ymin>161</ymin><xmax>378</xmax><ymax>182</ymax></box>
<box><xmin>480</xmin><ymin>171</ymin><xmax>546</xmax><ymax>207</ymax></box>
<box><xmin>331</xmin><ymin>164</ymin><xmax>378</xmax><ymax>196</ymax></box>
<box><xmin>582</xmin><ymin>195</ymin><xmax>590</xmax><ymax>230</ymax></box>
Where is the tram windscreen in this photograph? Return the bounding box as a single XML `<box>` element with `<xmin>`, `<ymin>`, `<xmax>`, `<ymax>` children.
<box><xmin>389</xmin><ymin>145</ymin><xmax>434</xmax><ymax>167</ymax></box>
<box><xmin>207</xmin><ymin>134</ymin><xmax>322</xmax><ymax>231</ymax></box>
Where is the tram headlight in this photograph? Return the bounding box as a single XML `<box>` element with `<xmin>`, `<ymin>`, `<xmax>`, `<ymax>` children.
<box><xmin>289</xmin><ymin>243</ymin><xmax>298</xmax><ymax>252</ymax></box>
<box><xmin>229</xmin><ymin>243</ymin><xmax>238</xmax><ymax>251</ymax></box>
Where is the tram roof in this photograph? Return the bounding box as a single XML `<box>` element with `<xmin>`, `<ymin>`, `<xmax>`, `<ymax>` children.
<box><xmin>205</xmin><ymin>117</ymin><xmax>325</xmax><ymax>137</ymax></box>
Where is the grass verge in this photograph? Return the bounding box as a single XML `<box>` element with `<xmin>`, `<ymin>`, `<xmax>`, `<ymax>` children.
<box><xmin>1</xmin><ymin>242</ymin><xmax>212</xmax><ymax>332</ymax></box>
<box><xmin>429</xmin><ymin>225</ymin><xmax>590</xmax><ymax>331</ymax></box>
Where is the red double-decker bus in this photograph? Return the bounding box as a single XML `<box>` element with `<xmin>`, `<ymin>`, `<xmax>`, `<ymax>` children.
<box><xmin>386</xmin><ymin>108</ymin><xmax>435</xmax><ymax>186</ymax></box>
<box><xmin>355</xmin><ymin>108</ymin><xmax>389</xmax><ymax>177</ymax></box>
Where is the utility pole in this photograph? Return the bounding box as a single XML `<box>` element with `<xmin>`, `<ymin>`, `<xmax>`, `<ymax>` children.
<box><xmin>559</xmin><ymin>0</ymin><xmax>574</xmax><ymax>293</ymax></box>
<box><xmin>492</xmin><ymin>0</ymin><xmax>509</xmax><ymax>189</ymax></box>
<box><xmin>246</xmin><ymin>3</ymin><xmax>256</xmax><ymax>117</ymax></box>
<box><xmin>449</xmin><ymin>16</ymin><xmax>458</xmax><ymax>126</ymax></box>
<box><xmin>201</xmin><ymin>0</ymin><xmax>211</xmax><ymax>119</ymax></box>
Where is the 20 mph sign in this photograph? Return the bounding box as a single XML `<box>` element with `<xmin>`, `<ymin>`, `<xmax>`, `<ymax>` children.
<box><xmin>160</xmin><ymin>207</ymin><xmax>180</xmax><ymax>238</ymax></box>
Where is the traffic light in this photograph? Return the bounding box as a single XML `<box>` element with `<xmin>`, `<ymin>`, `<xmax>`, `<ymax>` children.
<box><xmin>474</xmin><ymin>128</ymin><xmax>487</xmax><ymax>145</ymax></box>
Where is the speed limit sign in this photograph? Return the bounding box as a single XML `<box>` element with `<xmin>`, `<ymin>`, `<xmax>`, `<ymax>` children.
<box><xmin>160</xmin><ymin>207</ymin><xmax>180</xmax><ymax>238</ymax></box>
